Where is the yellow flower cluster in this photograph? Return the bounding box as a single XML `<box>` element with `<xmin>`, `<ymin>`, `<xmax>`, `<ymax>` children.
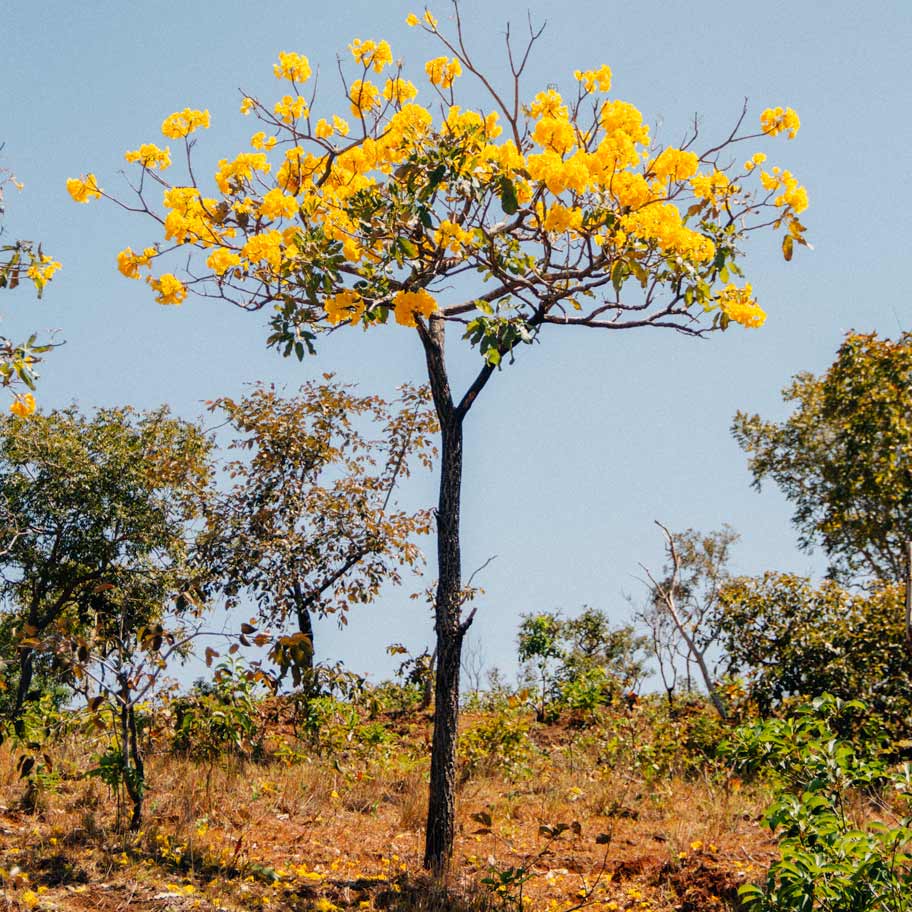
<box><xmin>66</xmin><ymin>173</ymin><xmax>102</xmax><ymax>203</ymax></box>
<box><xmin>539</xmin><ymin>202</ymin><xmax>583</xmax><ymax>234</ymax></box>
<box><xmin>124</xmin><ymin>143</ymin><xmax>171</xmax><ymax>170</ymax></box>
<box><xmin>425</xmin><ymin>56</ymin><xmax>462</xmax><ymax>88</ymax></box>
<box><xmin>350</xmin><ymin>80</ymin><xmax>381</xmax><ymax>117</ymax></box>
<box><xmin>10</xmin><ymin>393</ymin><xmax>36</xmax><ymax>418</ymax></box>
<box><xmin>163</xmin><ymin>186</ymin><xmax>226</xmax><ymax>246</ymax></box>
<box><xmin>242</xmin><ymin>230</ymin><xmax>286</xmax><ymax>270</ymax></box>
<box><xmin>406</xmin><ymin>10</ymin><xmax>438</xmax><ymax>28</ymax></box>
<box><xmin>718</xmin><ymin>283</ymin><xmax>766</xmax><ymax>327</ymax></box>
<box><xmin>383</xmin><ymin>77</ymin><xmax>419</xmax><ymax>105</ymax></box>
<box><xmin>621</xmin><ymin>202</ymin><xmax>715</xmax><ymax>263</ymax></box>
<box><xmin>250</xmin><ymin>131</ymin><xmax>277</xmax><ymax>151</ymax></box>
<box><xmin>215</xmin><ymin>152</ymin><xmax>271</xmax><ymax>194</ymax></box>
<box><xmin>259</xmin><ymin>188</ymin><xmax>298</xmax><ymax>220</ymax></box>
<box><xmin>350</xmin><ymin>39</ymin><xmax>394</xmax><ymax>73</ymax></box>
<box><xmin>599</xmin><ymin>100</ymin><xmax>650</xmax><ymax>145</ymax></box>
<box><xmin>274</xmin><ymin>52</ymin><xmax>312</xmax><ymax>83</ymax></box>
<box><xmin>743</xmin><ymin>152</ymin><xmax>767</xmax><ymax>171</ymax></box>
<box><xmin>691</xmin><ymin>169</ymin><xmax>733</xmax><ymax>204</ymax></box>
<box><xmin>435</xmin><ymin>219</ymin><xmax>475</xmax><ymax>254</ymax></box>
<box><xmin>274</xmin><ymin>94</ymin><xmax>309</xmax><ymax>124</ymax></box>
<box><xmin>528</xmin><ymin>89</ymin><xmax>568</xmax><ymax>120</ymax></box>
<box><xmin>760</xmin><ymin>106</ymin><xmax>800</xmax><ymax>139</ymax></box>
<box><xmin>117</xmin><ymin>246</ymin><xmax>157</xmax><ymax>279</ymax></box>
<box><xmin>324</xmin><ymin>289</ymin><xmax>366</xmax><ymax>324</ymax></box>
<box><xmin>760</xmin><ymin>167</ymin><xmax>809</xmax><ymax>213</ymax></box>
<box><xmin>206</xmin><ymin>247</ymin><xmax>242</xmax><ymax>275</ymax></box>
<box><xmin>393</xmin><ymin>288</ymin><xmax>437</xmax><ymax>326</ymax></box>
<box><xmin>532</xmin><ymin>117</ymin><xmax>577</xmax><ymax>155</ymax></box>
<box><xmin>26</xmin><ymin>255</ymin><xmax>62</xmax><ymax>285</ymax></box>
<box><xmin>161</xmin><ymin>108</ymin><xmax>210</xmax><ymax>139</ymax></box>
<box><xmin>651</xmin><ymin>147</ymin><xmax>698</xmax><ymax>183</ymax></box>
<box><xmin>148</xmin><ymin>272</ymin><xmax>187</xmax><ymax>305</ymax></box>
<box><xmin>574</xmin><ymin>65</ymin><xmax>612</xmax><ymax>93</ymax></box>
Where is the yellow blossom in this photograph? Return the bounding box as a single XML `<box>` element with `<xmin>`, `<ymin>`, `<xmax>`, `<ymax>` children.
<box><xmin>651</xmin><ymin>147</ymin><xmax>699</xmax><ymax>182</ymax></box>
<box><xmin>350</xmin><ymin>39</ymin><xmax>394</xmax><ymax>73</ymax></box>
<box><xmin>760</xmin><ymin>106</ymin><xmax>800</xmax><ymax>139</ymax></box>
<box><xmin>273</xmin><ymin>52</ymin><xmax>312</xmax><ymax>83</ymax></box>
<box><xmin>124</xmin><ymin>143</ymin><xmax>171</xmax><ymax>170</ymax></box>
<box><xmin>117</xmin><ymin>246</ymin><xmax>156</xmax><ymax>279</ymax></box>
<box><xmin>274</xmin><ymin>94</ymin><xmax>308</xmax><ymax>124</ymax></box>
<box><xmin>161</xmin><ymin>108</ymin><xmax>210</xmax><ymax>139</ymax></box>
<box><xmin>206</xmin><ymin>248</ymin><xmax>242</xmax><ymax>275</ymax></box>
<box><xmin>383</xmin><ymin>77</ymin><xmax>419</xmax><ymax>105</ymax></box>
<box><xmin>691</xmin><ymin>169</ymin><xmax>732</xmax><ymax>204</ymax></box>
<box><xmin>599</xmin><ymin>99</ymin><xmax>649</xmax><ymax>145</ymax></box>
<box><xmin>324</xmin><ymin>290</ymin><xmax>366</xmax><ymax>324</ymax></box>
<box><xmin>215</xmin><ymin>153</ymin><xmax>271</xmax><ymax>194</ymax></box>
<box><xmin>242</xmin><ymin>231</ymin><xmax>284</xmax><ymax>270</ymax></box>
<box><xmin>250</xmin><ymin>131</ymin><xmax>277</xmax><ymax>151</ymax></box>
<box><xmin>259</xmin><ymin>188</ymin><xmax>298</xmax><ymax>220</ymax></box>
<box><xmin>717</xmin><ymin>283</ymin><xmax>765</xmax><ymax>328</ymax></box>
<box><xmin>744</xmin><ymin>152</ymin><xmax>767</xmax><ymax>171</ymax></box>
<box><xmin>528</xmin><ymin>89</ymin><xmax>568</xmax><ymax>120</ymax></box>
<box><xmin>574</xmin><ymin>65</ymin><xmax>612</xmax><ymax>93</ymax></box>
<box><xmin>314</xmin><ymin>119</ymin><xmax>334</xmax><ymax>139</ymax></box>
<box><xmin>532</xmin><ymin>116</ymin><xmax>576</xmax><ymax>156</ymax></box>
<box><xmin>423</xmin><ymin>10</ymin><xmax>438</xmax><ymax>28</ymax></box>
<box><xmin>10</xmin><ymin>394</ymin><xmax>36</xmax><ymax>418</ymax></box>
<box><xmin>406</xmin><ymin>12</ymin><xmax>419</xmax><ymax>26</ymax></box>
<box><xmin>26</xmin><ymin>255</ymin><xmax>62</xmax><ymax>285</ymax></box>
<box><xmin>66</xmin><ymin>173</ymin><xmax>102</xmax><ymax>203</ymax></box>
<box><xmin>240</xmin><ymin>97</ymin><xmax>255</xmax><ymax>115</ymax></box>
<box><xmin>425</xmin><ymin>56</ymin><xmax>462</xmax><ymax>89</ymax></box>
<box><xmin>350</xmin><ymin>80</ymin><xmax>381</xmax><ymax>118</ymax></box>
<box><xmin>435</xmin><ymin>219</ymin><xmax>474</xmax><ymax>254</ymax></box>
<box><xmin>393</xmin><ymin>288</ymin><xmax>437</xmax><ymax>326</ymax></box>
<box><xmin>148</xmin><ymin>273</ymin><xmax>187</xmax><ymax>306</ymax></box>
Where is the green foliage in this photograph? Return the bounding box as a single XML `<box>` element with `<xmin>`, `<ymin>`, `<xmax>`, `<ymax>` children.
<box><xmin>726</xmin><ymin>696</ymin><xmax>912</xmax><ymax>911</ymax></box>
<box><xmin>595</xmin><ymin>694</ymin><xmax>727</xmax><ymax>782</ymax></box>
<box><xmin>733</xmin><ymin>331</ymin><xmax>912</xmax><ymax>583</ymax></box>
<box><xmin>172</xmin><ymin>659</ymin><xmax>264</xmax><ymax>762</ymax></box>
<box><xmin>717</xmin><ymin>574</ymin><xmax>912</xmax><ymax>737</ymax></box>
<box><xmin>0</xmin><ymin>405</ymin><xmax>212</xmax><ymax>724</ymax></box>
<box><xmin>458</xmin><ymin>700</ymin><xmax>535</xmax><ymax>781</ymax></box>
<box><xmin>199</xmin><ymin>380</ymin><xmax>435</xmax><ymax>672</ymax></box>
<box><xmin>518</xmin><ymin>607</ymin><xmax>649</xmax><ymax>722</ymax></box>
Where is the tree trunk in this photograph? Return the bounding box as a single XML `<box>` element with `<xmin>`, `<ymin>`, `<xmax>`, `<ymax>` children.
<box><xmin>293</xmin><ymin>586</ymin><xmax>316</xmax><ymax>671</ymax></box>
<box><xmin>419</xmin><ymin>315</ymin><xmax>471</xmax><ymax>874</ymax></box>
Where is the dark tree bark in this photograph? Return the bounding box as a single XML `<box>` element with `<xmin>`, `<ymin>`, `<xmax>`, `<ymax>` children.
<box><xmin>419</xmin><ymin>314</ymin><xmax>494</xmax><ymax>873</ymax></box>
<box><xmin>292</xmin><ymin>582</ymin><xmax>316</xmax><ymax>671</ymax></box>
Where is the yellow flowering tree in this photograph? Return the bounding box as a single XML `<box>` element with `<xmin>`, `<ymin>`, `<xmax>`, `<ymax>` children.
<box><xmin>0</xmin><ymin>161</ymin><xmax>60</xmax><ymax>415</ymax></box>
<box><xmin>70</xmin><ymin>4</ymin><xmax>808</xmax><ymax>871</ymax></box>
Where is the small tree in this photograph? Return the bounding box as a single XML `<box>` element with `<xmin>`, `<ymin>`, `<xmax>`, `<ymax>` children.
<box><xmin>717</xmin><ymin>573</ymin><xmax>912</xmax><ymax>735</ymax></box>
<box><xmin>71</xmin><ymin>5</ymin><xmax>807</xmax><ymax>869</ymax></box>
<box><xmin>640</xmin><ymin>523</ymin><xmax>737</xmax><ymax>719</ymax></box>
<box><xmin>0</xmin><ymin>406</ymin><xmax>213</xmax><ymax>729</ymax></box>
<box><xmin>517</xmin><ymin>611</ymin><xmax>563</xmax><ymax>721</ymax></box>
<box><xmin>199</xmin><ymin>379</ymin><xmax>435</xmax><ymax>680</ymax></box>
<box><xmin>733</xmin><ymin>331</ymin><xmax>912</xmax><ymax>586</ymax></box>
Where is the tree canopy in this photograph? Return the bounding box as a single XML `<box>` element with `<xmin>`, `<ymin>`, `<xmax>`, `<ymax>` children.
<box><xmin>733</xmin><ymin>331</ymin><xmax>912</xmax><ymax>584</ymax></box>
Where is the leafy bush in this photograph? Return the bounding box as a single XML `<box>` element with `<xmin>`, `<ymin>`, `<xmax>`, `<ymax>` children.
<box><xmin>172</xmin><ymin>659</ymin><xmax>264</xmax><ymax>762</ymax></box>
<box><xmin>725</xmin><ymin>695</ymin><xmax>912</xmax><ymax>911</ymax></box>
<box><xmin>718</xmin><ymin>575</ymin><xmax>912</xmax><ymax>739</ymax></box>
<box><xmin>458</xmin><ymin>701</ymin><xmax>536</xmax><ymax>781</ymax></box>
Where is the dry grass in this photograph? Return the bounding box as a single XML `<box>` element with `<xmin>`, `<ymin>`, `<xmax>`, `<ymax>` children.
<box><xmin>0</xmin><ymin>701</ymin><xmax>776</xmax><ymax>912</ymax></box>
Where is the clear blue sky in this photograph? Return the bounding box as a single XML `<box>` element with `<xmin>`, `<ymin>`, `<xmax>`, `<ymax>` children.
<box><xmin>4</xmin><ymin>0</ymin><xmax>911</xmax><ymax>683</ymax></box>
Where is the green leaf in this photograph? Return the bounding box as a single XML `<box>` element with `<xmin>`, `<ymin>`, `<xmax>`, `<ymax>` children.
<box><xmin>499</xmin><ymin>176</ymin><xmax>519</xmax><ymax>216</ymax></box>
